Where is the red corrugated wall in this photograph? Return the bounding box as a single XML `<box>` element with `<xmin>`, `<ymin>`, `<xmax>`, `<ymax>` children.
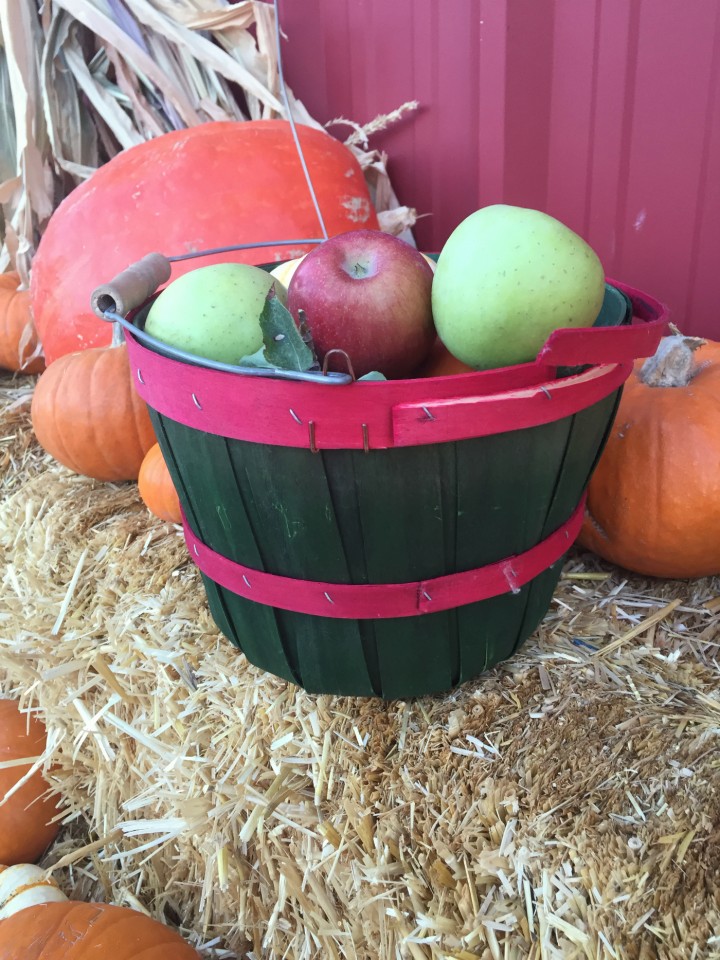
<box><xmin>280</xmin><ymin>0</ymin><xmax>720</xmax><ymax>339</ymax></box>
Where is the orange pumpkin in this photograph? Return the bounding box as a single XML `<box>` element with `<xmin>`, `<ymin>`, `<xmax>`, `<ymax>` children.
<box><xmin>31</xmin><ymin>120</ymin><xmax>380</xmax><ymax>364</ymax></box>
<box><xmin>578</xmin><ymin>332</ymin><xmax>720</xmax><ymax>578</ymax></box>
<box><xmin>0</xmin><ymin>701</ymin><xmax>61</xmax><ymax>866</ymax></box>
<box><xmin>30</xmin><ymin>326</ymin><xmax>156</xmax><ymax>482</ymax></box>
<box><xmin>0</xmin><ymin>864</ymin><xmax>68</xmax><ymax>919</ymax></box>
<box><xmin>0</xmin><ymin>900</ymin><xmax>200</xmax><ymax>959</ymax></box>
<box><xmin>138</xmin><ymin>443</ymin><xmax>182</xmax><ymax>524</ymax></box>
<box><xmin>415</xmin><ymin>337</ymin><xmax>475</xmax><ymax>377</ymax></box>
<box><xmin>0</xmin><ymin>273</ymin><xmax>44</xmax><ymax>374</ymax></box>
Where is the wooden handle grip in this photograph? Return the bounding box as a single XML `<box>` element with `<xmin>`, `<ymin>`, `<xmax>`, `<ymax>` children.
<box><xmin>91</xmin><ymin>253</ymin><xmax>172</xmax><ymax>318</ymax></box>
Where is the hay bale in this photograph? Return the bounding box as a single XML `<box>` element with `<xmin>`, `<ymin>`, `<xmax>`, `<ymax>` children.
<box><xmin>1</xmin><ymin>374</ymin><xmax>719</xmax><ymax>959</ymax></box>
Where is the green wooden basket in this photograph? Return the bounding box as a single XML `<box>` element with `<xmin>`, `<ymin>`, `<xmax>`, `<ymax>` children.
<box><xmin>121</xmin><ymin>277</ymin><xmax>666</xmax><ymax>699</ymax></box>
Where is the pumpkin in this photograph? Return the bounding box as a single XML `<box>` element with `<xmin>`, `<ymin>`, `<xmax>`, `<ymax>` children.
<box><xmin>0</xmin><ymin>899</ymin><xmax>200</xmax><ymax>959</ymax></box>
<box><xmin>138</xmin><ymin>443</ymin><xmax>182</xmax><ymax>524</ymax></box>
<box><xmin>0</xmin><ymin>273</ymin><xmax>44</xmax><ymax>374</ymax></box>
<box><xmin>31</xmin><ymin>120</ymin><xmax>380</xmax><ymax>364</ymax></box>
<box><xmin>578</xmin><ymin>331</ymin><xmax>720</xmax><ymax>578</ymax></box>
<box><xmin>30</xmin><ymin>324</ymin><xmax>156</xmax><ymax>482</ymax></box>
<box><xmin>0</xmin><ymin>864</ymin><xmax>68</xmax><ymax>919</ymax></box>
<box><xmin>0</xmin><ymin>701</ymin><xmax>61</xmax><ymax>866</ymax></box>
<box><xmin>416</xmin><ymin>338</ymin><xmax>475</xmax><ymax>377</ymax></box>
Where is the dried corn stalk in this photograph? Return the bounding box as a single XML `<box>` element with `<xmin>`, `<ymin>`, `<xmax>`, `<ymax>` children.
<box><xmin>0</xmin><ymin>0</ymin><xmax>417</xmax><ymax>279</ymax></box>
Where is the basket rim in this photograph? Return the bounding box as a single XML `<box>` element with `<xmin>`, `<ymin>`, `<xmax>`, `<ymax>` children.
<box><xmin>123</xmin><ymin>279</ymin><xmax>668</xmax><ymax>451</ymax></box>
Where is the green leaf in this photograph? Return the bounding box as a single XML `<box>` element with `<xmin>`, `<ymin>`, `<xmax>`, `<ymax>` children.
<box><xmin>237</xmin><ymin>345</ymin><xmax>274</xmax><ymax>369</ymax></box>
<box><xmin>257</xmin><ymin>291</ymin><xmax>316</xmax><ymax>371</ymax></box>
<box><xmin>358</xmin><ymin>370</ymin><xmax>387</xmax><ymax>381</ymax></box>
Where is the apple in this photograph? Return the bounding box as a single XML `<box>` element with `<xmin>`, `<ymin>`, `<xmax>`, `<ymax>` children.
<box><xmin>270</xmin><ymin>256</ymin><xmax>306</xmax><ymax>288</ymax></box>
<box><xmin>432</xmin><ymin>205</ymin><xmax>606</xmax><ymax>369</ymax></box>
<box><xmin>287</xmin><ymin>230</ymin><xmax>435</xmax><ymax>379</ymax></box>
<box><xmin>272</xmin><ymin>251</ymin><xmax>436</xmax><ymax>292</ymax></box>
<box><xmin>144</xmin><ymin>262</ymin><xmax>287</xmax><ymax>364</ymax></box>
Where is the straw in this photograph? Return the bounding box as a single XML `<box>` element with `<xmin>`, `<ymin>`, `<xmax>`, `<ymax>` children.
<box><xmin>1</xmin><ymin>373</ymin><xmax>720</xmax><ymax>958</ymax></box>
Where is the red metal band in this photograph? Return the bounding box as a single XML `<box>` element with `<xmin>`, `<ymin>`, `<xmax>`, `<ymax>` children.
<box><xmin>182</xmin><ymin>495</ymin><xmax>586</xmax><ymax>619</ymax></box>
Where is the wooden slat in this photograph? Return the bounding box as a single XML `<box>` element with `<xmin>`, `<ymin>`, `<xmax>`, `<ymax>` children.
<box><xmin>222</xmin><ymin>441</ymin><xmax>375</xmax><ymax>696</ymax></box>
<box><xmin>514</xmin><ymin>389</ymin><xmax>622</xmax><ymax>649</ymax></box>
<box><xmin>153</xmin><ymin>414</ymin><xmax>297</xmax><ymax>683</ymax></box>
<box><xmin>453</xmin><ymin>418</ymin><xmax>573</xmax><ymax>681</ymax></box>
<box><xmin>339</xmin><ymin>444</ymin><xmax>456</xmax><ymax>699</ymax></box>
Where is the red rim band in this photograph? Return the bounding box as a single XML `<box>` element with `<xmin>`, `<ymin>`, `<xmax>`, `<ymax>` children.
<box><xmin>182</xmin><ymin>495</ymin><xmax>586</xmax><ymax>620</ymax></box>
<box><xmin>125</xmin><ymin>282</ymin><xmax>667</xmax><ymax>451</ymax></box>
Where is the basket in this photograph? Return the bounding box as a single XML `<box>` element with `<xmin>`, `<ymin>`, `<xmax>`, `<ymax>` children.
<box><xmin>105</xmin><ymin>265</ymin><xmax>668</xmax><ymax>699</ymax></box>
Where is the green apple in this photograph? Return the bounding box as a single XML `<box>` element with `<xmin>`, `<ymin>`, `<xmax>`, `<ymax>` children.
<box><xmin>432</xmin><ymin>205</ymin><xmax>606</xmax><ymax>369</ymax></box>
<box><xmin>145</xmin><ymin>262</ymin><xmax>287</xmax><ymax>364</ymax></box>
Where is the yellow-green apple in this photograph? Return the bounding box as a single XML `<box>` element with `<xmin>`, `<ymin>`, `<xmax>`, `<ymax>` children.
<box><xmin>432</xmin><ymin>205</ymin><xmax>606</xmax><ymax>369</ymax></box>
<box><xmin>144</xmin><ymin>262</ymin><xmax>287</xmax><ymax>364</ymax></box>
<box><xmin>286</xmin><ymin>230</ymin><xmax>435</xmax><ymax>378</ymax></box>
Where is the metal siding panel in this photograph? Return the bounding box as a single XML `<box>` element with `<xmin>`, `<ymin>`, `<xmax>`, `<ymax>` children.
<box><xmin>432</xmin><ymin>1</ymin><xmax>482</xmax><ymax>244</ymax></box>
<box><xmin>477</xmin><ymin>0</ymin><xmax>508</xmax><ymax>205</ymax></box>
<box><xmin>503</xmin><ymin>0</ymin><xmax>555</xmax><ymax>212</ymax></box>
<box><xmin>280</xmin><ymin>0</ymin><xmax>720</xmax><ymax>339</ymax></box>
<box><xmin>686</xmin><ymin>15</ymin><xmax>720</xmax><ymax>334</ymax></box>
<box><xmin>618</xmin><ymin>0</ymin><xmax>720</xmax><ymax>337</ymax></box>
<box><xmin>545</xmin><ymin>0</ymin><xmax>600</xmax><ymax>233</ymax></box>
<box><xmin>585</xmin><ymin>0</ymin><xmax>635</xmax><ymax>268</ymax></box>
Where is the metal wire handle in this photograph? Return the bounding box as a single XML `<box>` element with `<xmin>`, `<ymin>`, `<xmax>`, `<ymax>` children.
<box><xmin>91</xmin><ymin>1</ymin><xmax>346</xmax><ymax>385</ymax></box>
<box><xmin>106</xmin><ymin>309</ymin><xmax>353</xmax><ymax>385</ymax></box>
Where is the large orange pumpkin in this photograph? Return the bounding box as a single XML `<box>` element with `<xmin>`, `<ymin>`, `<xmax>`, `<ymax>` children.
<box><xmin>0</xmin><ymin>273</ymin><xmax>44</xmax><ymax>374</ymax></box>
<box><xmin>578</xmin><ymin>332</ymin><xmax>720</xmax><ymax>578</ymax></box>
<box><xmin>0</xmin><ymin>900</ymin><xmax>200</xmax><ymax>959</ymax></box>
<box><xmin>30</xmin><ymin>326</ymin><xmax>156</xmax><ymax>482</ymax></box>
<box><xmin>138</xmin><ymin>443</ymin><xmax>182</xmax><ymax>524</ymax></box>
<box><xmin>31</xmin><ymin>120</ymin><xmax>380</xmax><ymax>364</ymax></box>
<box><xmin>0</xmin><ymin>701</ymin><xmax>60</xmax><ymax>866</ymax></box>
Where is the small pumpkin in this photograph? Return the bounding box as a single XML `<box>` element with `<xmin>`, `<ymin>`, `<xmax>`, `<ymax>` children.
<box><xmin>416</xmin><ymin>337</ymin><xmax>475</xmax><ymax>377</ymax></box>
<box><xmin>30</xmin><ymin>324</ymin><xmax>156</xmax><ymax>482</ymax></box>
<box><xmin>578</xmin><ymin>329</ymin><xmax>720</xmax><ymax>578</ymax></box>
<box><xmin>138</xmin><ymin>443</ymin><xmax>182</xmax><ymax>524</ymax></box>
<box><xmin>0</xmin><ymin>701</ymin><xmax>61</xmax><ymax>866</ymax></box>
<box><xmin>0</xmin><ymin>273</ymin><xmax>44</xmax><ymax>374</ymax></box>
<box><xmin>0</xmin><ymin>864</ymin><xmax>68</xmax><ymax>919</ymax></box>
<box><xmin>0</xmin><ymin>895</ymin><xmax>200</xmax><ymax>959</ymax></box>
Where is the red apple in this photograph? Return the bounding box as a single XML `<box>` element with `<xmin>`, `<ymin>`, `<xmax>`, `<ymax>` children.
<box><xmin>287</xmin><ymin>230</ymin><xmax>435</xmax><ymax>379</ymax></box>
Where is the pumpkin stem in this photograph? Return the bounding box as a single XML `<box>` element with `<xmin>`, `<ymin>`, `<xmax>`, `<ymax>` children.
<box><xmin>111</xmin><ymin>320</ymin><xmax>126</xmax><ymax>348</ymax></box>
<box><xmin>638</xmin><ymin>323</ymin><xmax>706</xmax><ymax>387</ymax></box>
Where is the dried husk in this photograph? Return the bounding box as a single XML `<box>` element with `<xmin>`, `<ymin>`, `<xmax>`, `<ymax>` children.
<box><xmin>0</xmin><ymin>0</ymin><xmax>418</xmax><ymax>279</ymax></box>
